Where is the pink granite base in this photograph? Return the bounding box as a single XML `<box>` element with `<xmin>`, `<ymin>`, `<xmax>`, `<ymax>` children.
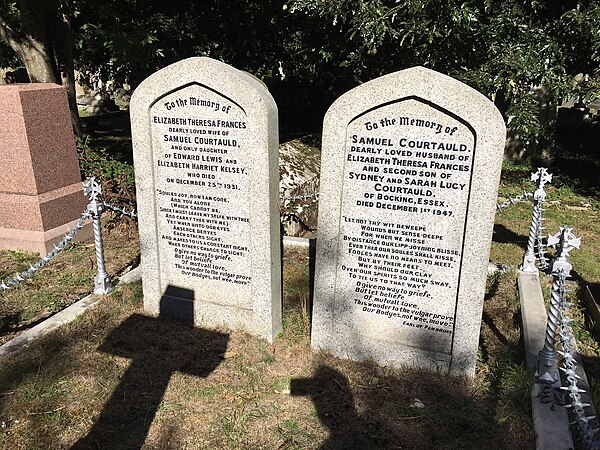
<box><xmin>0</xmin><ymin>182</ymin><xmax>91</xmax><ymax>255</ymax></box>
<box><xmin>0</xmin><ymin>218</ymin><xmax>93</xmax><ymax>256</ymax></box>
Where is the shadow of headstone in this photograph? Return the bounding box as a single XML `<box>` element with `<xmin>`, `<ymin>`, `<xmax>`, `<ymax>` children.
<box><xmin>291</xmin><ymin>365</ymin><xmax>401</xmax><ymax>449</ymax></box>
<box><xmin>493</xmin><ymin>223</ymin><xmax>527</xmax><ymax>248</ymax></box>
<box><xmin>159</xmin><ymin>284</ymin><xmax>195</xmax><ymax>325</ymax></box>
<box><xmin>72</xmin><ymin>286</ymin><xmax>228</xmax><ymax>450</ymax></box>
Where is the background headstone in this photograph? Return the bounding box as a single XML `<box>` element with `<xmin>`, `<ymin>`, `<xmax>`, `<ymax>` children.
<box><xmin>131</xmin><ymin>57</ymin><xmax>281</xmax><ymax>342</ymax></box>
<box><xmin>312</xmin><ymin>67</ymin><xmax>506</xmax><ymax>376</ymax></box>
<box><xmin>0</xmin><ymin>84</ymin><xmax>90</xmax><ymax>254</ymax></box>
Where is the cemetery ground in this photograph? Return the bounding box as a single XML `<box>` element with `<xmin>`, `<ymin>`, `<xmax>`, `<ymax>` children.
<box><xmin>0</xmin><ymin>130</ymin><xmax>599</xmax><ymax>448</ymax></box>
<box><xmin>0</xmin><ymin>245</ymin><xmax>535</xmax><ymax>449</ymax></box>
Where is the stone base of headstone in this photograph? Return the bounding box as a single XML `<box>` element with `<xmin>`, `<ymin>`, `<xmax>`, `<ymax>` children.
<box><xmin>86</xmin><ymin>93</ymin><xmax>120</xmax><ymax>116</ymax></box>
<box><xmin>0</xmin><ymin>192</ymin><xmax>92</xmax><ymax>255</ymax></box>
<box><xmin>0</xmin><ymin>84</ymin><xmax>91</xmax><ymax>255</ymax></box>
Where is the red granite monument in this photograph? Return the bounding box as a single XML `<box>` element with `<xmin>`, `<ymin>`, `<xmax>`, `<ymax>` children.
<box><xmin>0</xmin><ymin>84</ymin><xmax>90</xmax><ymax>254</ymax></box>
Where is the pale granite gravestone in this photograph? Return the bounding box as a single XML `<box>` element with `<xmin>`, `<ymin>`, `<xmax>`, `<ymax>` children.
<box><xmin>0</xmin><ymin>84</ymin><xmax>91</xmax><ymax>254</ymax></box>
<box><xmin>131</xmin><ymin>57</ymin><xmax>281</xmax><ymax>342</ymax></box>
<box><xmin>311</xmin><ymin>67</ymin><xmax>506</xmax><ymax>376</ymax></box>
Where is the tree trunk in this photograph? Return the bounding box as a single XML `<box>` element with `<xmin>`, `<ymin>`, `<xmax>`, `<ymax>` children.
<box><xmin>14</xmin><ymin>42</ymin><xmax>56</xmax><ymax>83</ymax></box>
<box><xmin>17</xmin><ymin>0</ymin><xmax>58</xmax><ymax>81</ymax></box>
<box><xmin>0</xmin><ymin>0</ymin><xmax>82</xmax><ymax>137</ymax></box>
<box><xmin>52</xmin><ymin>12</ymin><xmax>82</xmax><ymax>137</ymax></box>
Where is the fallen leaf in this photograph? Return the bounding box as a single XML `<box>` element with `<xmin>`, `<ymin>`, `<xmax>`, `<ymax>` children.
<box><xmin>410</xmin><ymin>398</ymin><xmax>425</xmax><ymax>408</ymax></box>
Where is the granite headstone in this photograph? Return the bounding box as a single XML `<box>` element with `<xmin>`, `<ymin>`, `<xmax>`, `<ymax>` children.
<box><xmin>311</xmin><ymin>67</ymin><xmax>506</xmax><ymax>376</ymax></box>
<box><xmin>0</xmin><ymin>84</ymin><xmax>91</xmax><ymax>254</ymax></box>
<box><xmin>131</xmin><ymin>57</ymin><xmax>281</xmax><ymax>342</ymax></box>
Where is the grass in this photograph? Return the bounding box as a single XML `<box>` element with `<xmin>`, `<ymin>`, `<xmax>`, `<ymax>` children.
<box><xmin>0</xmin><ymin>260</ymin><xmax>535</xmax><ymax>449</ymax></box>
<box><xmin>492</xmin><ymin>161</ymin><xmax>600</xmax><ymax>280</ymax></box>
<box><xmin>0</xmin><ymin>131</ymin><xmax>598</xmax><ymax>447</ymax></box>
<box><xmin>0</xmin><ymin>237</ymin><xmax>535</xmax><ymax>449</ymax></box>
<box><xmin>0</xmin><ymin>219</ymin><xmax>139</xmax><ymax>346</ymax></box>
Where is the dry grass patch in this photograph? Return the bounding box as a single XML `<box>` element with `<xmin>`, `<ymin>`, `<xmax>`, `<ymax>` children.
<box><xmin>0</xmin><ymin>217</ymin><xmax>139</xmax><ymax>345</ymax></box>
<box><xmin>0</xmin><ymin>249</ymin><xmax>535</xmax><ymax>449</ymax></box>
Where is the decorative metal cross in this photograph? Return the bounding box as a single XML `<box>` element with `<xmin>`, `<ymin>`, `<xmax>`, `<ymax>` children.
<box><xmin>83</xmin><ymin>176</ymin><xmax>103</xmax><ymax>202</ymax></box>
<box><xmin>531</xmin><ymin>167</ymin><xmax>552</xmax><ymax>202</ymax></box>
<box><xmin>548</xmin><ymin>226</ymin><xmax>581</xmax><ymax>276</ymax></box>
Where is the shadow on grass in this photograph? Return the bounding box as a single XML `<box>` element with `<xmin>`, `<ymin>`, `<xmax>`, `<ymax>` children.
<box><xmin>297</xmin><ymin>273</ymin><xmax>531</xmax><ymax>449</ymax></box>
<box><xmin>0</xmin><ymin>313</ymin><xmax>49</xmax><ymax>338</ymax></box>
<box><xmin>569</xmin><ymin>271</ymin><xmax>600</xmax><ymax>343</ymax></box>
<box><xmin>81</xmin><ymin>111</ymin><xmax>133</xmax><ymax>165</ymax></box>
<box><xmin>291</xmin><ymin>365</ymin><xmax>400</xmax><ymax>449</ymax></box>
<box><xmin>291</xmin><ymin>360</ymin><xmax>533</xmax><ymax>450</ymax></box>
<box><xmin>493</xmin><ymin>223</ymin><xmax>527</xmax><ymax>249</ymax></box>
<box><xmin>72</xmin><ymin>287</ymin><xmax>228</xmax><ymax>450</ymax></box>
<box><xmin>500</xmin><ymin>165</ymin><xmax>532</xmax><ymax>188</ymax></box>
<box><xmin>82</xmin><ymin>111</ymin><xmax>131</xmax><ymax>138</ymax></box>
<box><xmin>554</xmin><ymin>121</ymin><xmax>600</xmax><ymax>199</ymax></box>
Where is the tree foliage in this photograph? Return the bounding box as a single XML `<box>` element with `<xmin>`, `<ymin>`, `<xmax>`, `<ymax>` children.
<box><xmin>71</xmin><ymin>0</ymin><xmax>325</xmax><ymax>87</ymax></box>
<box><xmin>0</xmin><ymin>0</ymin><xmax>81</xmax><ymax>135</ymax></box>
<box><xmin>288</xmin><ymin>0</ymin><xmax>600</xmax><ymax>151</ymax></box>
<box><xmin>1</xmin><ymin>0</ymin><xmax>599</xmax><ymax>153</ymax></box>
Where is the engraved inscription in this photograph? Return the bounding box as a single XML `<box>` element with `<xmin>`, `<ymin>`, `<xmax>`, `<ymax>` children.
<box><xmin>335</xmin><ymin>99</ymin><xmax>475</xmax><ymax>353</ymax></box>
<box><xmin>149</xmin><ymin>84</ymin><xmax>252</xmax><ymax>307</ymax></box>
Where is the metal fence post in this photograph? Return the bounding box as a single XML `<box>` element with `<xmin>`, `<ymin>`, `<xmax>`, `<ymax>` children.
<box><xmin>84</xmin><ymin>177</ymin><xmax>113</xmax><ymax>295</ymax></box>
<box><xmin>536</xmin><ymin>226</ymin><xmax>580</xmax><ymax>384</ymax></box>
<box><xmin>521</xmin><ymin>168</ymin><xmax>552</xmax><ymax>273</ymax></box>
<box><xmin>552</xmin><ymin>228</ymin><xmax>600</xmax><ymax>447</ymax></box>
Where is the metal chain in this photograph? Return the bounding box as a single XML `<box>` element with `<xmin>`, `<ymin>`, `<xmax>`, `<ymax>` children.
<box><xmin>557</xmin><ymin>270</ymin><xmax>600</xmax><ymax>449</ymax></box>
<box><xmin>496</xmin><ymin>191</ymin><xmax>533</xmax><ymax>211</ymax></box>
<box><xmin>0</xmin><ymin>210</ymin><xmax>92</xmax><ymax>294</ymax></box>
<box><xmin>103</xmin><ymin>201</ymin><xmax>138</xmax><ymax>218</ymax></box>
